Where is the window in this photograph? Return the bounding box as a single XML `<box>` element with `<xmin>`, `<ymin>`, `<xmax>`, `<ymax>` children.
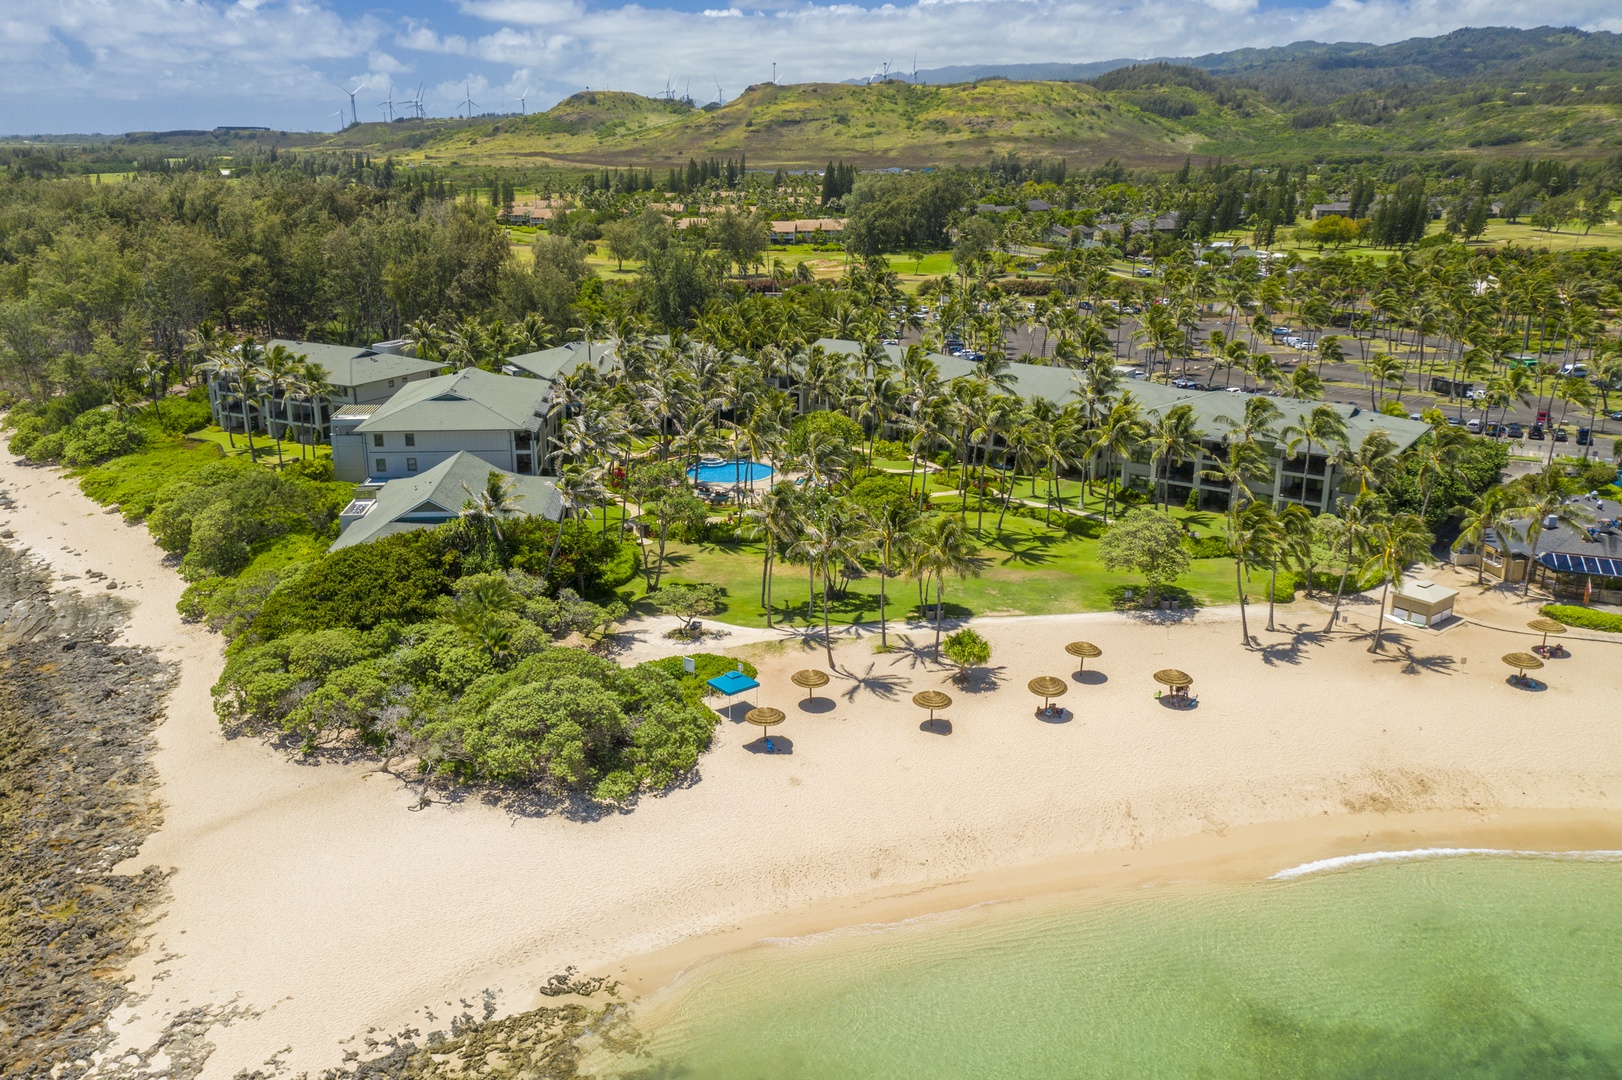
<box><xmin>404</xmin><ymin>433</ymin><xmax>416</xmax><ymax>447</ymax></box>
<box><xmin>375</xmin><ymin>458</ymin><xmax>387</xmax><ymax>473</ymax></box>
<box><xmin>388</xmin><ymin>379</ymin><xmax>396</xmax><ymax>388</ymax></box>
<box><xmin>372</xmin><ymin>434</ymin><xmax>384</xmax><ymax>448</ymax></box>
<box><xmin>406</xmin><ymin>457</ymin><xmax>418</xmax><ymax>472</ymax></box>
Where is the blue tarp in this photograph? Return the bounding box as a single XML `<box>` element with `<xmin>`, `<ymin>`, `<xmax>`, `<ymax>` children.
<box><xmin>707</xmin><ymin>670</ymin><xmax>760</xmax><ymax>696</ymax></box>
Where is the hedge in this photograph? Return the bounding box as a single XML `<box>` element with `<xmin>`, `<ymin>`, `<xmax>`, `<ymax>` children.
<box><xmin>1540</xmin><ymin>604</ymin><xmax>1622</xmax><ymax>633</ymax></box>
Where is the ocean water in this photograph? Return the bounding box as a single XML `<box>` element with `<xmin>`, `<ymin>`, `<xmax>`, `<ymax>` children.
<box><xmin>626</xmin><ymin>855</ymin><xmax>1622</xmax><ymax>1079</ymax></box>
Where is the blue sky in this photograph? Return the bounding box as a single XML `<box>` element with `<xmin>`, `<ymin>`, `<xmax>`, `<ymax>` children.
<box><xmin>2</xmin><ymin>1</ymin><xmax>1620</xmax><ymax>134</ymax></box>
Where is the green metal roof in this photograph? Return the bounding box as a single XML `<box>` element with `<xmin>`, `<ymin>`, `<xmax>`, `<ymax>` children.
<box><xmin>267</xmin><ymin>339</ymin><xmax>442</xmax><ymax>388</ymax></box>
<box><xmin>331</xmin><ymin>452</ymin><xmax>561</xmax><ymax>551</ymax></box>
<box><xmin>814</xmin><ymin>338</ymin><xmax>1429</xmax><ymax>454</ymax></box>
<box><xmin>353</xmin><ymin>368</ymin><xmax>549</xmax><ymax>433</ymax></box>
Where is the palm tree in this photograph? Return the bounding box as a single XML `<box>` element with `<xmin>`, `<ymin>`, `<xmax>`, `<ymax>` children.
<box><xmin>1360</xmin><ymin>513</ymin><xmax>1433</xmax><ymax>652</ymax></box>
<box><xmin>1341</xmin><ymin>430</ymin><xmax>1397</xmax><ymax>497</ymax></box>
<box><xmin>257</xmin><ymin>343</ymin><xmax>302</xmax><ymax>466</ymax></box>
<box><xmin>737</xmin><ymin>482</ymin><xmax>797</xmax><ymax>629</ymax></box>
<box><xmin>1323</xmin><ymin>497</ymin><xmax>1383</xmax><ymax>632</ymax></box>
<box><xmin>459</xmin><ymin>470</ymin><xmax>524</xmax><ymax>569</ymax></box>
<box><xmin>1451</xmin><ymin>489</ymin><xmax>1511</xmax><ymax>586</ymax></box>
<box><xmin>1267</xmin><ymin>503</ymin><xmax>1313</xmax><ymax>631</ymax></box>
<box><xmin>136</xmin><ymin>354</ymin><xmax>169</xmax><ymax>419</ymax></box>
<box><xmin>544</xmin><ymin>463</ymin><xmax>606</xmax><ymax>585</ymax></box>
<box><xmin>910</xmin><ymin>514</ymin><xmax>980</xmax><ymax>656</ymax></box>
<box><xmin>1095</xmin><ymin>392</ymin><xmax>1147</xmax><ymax>520</ymax></box>
<box><xmin>1145</xmin><ymin>404</ymin><xmax>1203</xmax><ymax>511</ymax></box>
<box><xmin>869</xmin><ymin>497</ymin><xmax>917</xmax><ymax>650</ymax></box>
<box><xmin>1227</xmin><ymin>500</ymin><xmax>1276</xmax><ymax>647</ymax></box>
<box><xmin>1279</xmin><ymin>404</ymin><xmax>1348</xmax><ymax>509</ymax></box>
<box><xmin>1503</xmin><ymin>466</ymin><xmax>1591</xmax><ymax>597</ymax></box>
<box><xmin>290</xmin><ymin>362</ymin><xmax>339</xmax><ymax>457</ymax></box>
<box><xmin>1412</xmin><ymin>424</ymin><xmax>1467</xmax><ymax>521</ymax></box>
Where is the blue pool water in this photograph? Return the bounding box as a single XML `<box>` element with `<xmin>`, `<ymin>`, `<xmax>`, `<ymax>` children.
<box><xmin>688</xmin><ymin>460</ymin><xmax>775</xmax><ymax>484</ymax></box>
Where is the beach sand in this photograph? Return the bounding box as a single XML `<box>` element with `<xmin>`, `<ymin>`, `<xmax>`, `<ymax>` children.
<box><xmin>4</xmin><ymin>450</ymin><xmax>1622</xmax><ymax>1078</ymax></box>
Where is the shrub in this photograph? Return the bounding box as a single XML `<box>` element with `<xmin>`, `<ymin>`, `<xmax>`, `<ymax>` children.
<box><xmin>24</xmin><ymin>432</ymin><xmax>65</xmax><ymax>463</ymax></box>
<box><xmin>941</xmin><ymin>627</ymin><xmax>992</xmax><ymax>680</ymax></box>
<box><xmin>1269</xmin><ymin>571</ymin><xmax>1298</xmax><ymax>604</ymax></box>
<box><xmin>1540</xmin><ymin>604</ymin><xmax>1622</xmax><ymax>633</ymax></box>
<box><xmin>1186</xmin><ymin>534</ymin><xmax>1233</xmax><ymax>559</ymax></box>
<box><xmin>6</xmin><ymin>415</ymin><xmax>46</xmax><ymax>456</ymax></box>
<box><xmin>147</xmin><ymin>461</ymin><xmax>329</xmax><ymax>579</ymax></box>
<box><xmin>282</xmin><ymin>457</ymin><xmax>335</xmax><ymax>482</ymax></box>
<box><xmin>59</xmin><ymin>410</ymin><xmax>148</xmax><ymax>467</ymax></box>
<box><xmin>643</xmin><ymin>652</ymin><xmax>758</xmax><ymax>689</ymax></box>
<box><xmin>786</xmin><ymin>409</ymin><xmax>865</xmax><ymax>459</ymax></box>
<box><xmin>251</xmin><ymin>528</ymin><xmax>458</xmax><ymax>639</ymax></box>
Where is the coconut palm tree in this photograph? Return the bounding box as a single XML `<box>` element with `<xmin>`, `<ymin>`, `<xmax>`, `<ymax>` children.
<box><xmin>741</xmin><ymin>481</ymin><xmax>803</xmax><ymax>630</ymax></box>
<box><xmin>1360</xmin><ymin>513</ymin><xmax>1433</xmax><ymax>653</ymax></box>
<box><xmin>136</xmin><ymin>353</ymin><xmax>169</xmax><ymax>419</ymax></box>
<box><xmin>1451</xmin><ymin>489</ymin><xmax>1512</xmax><ymax>586</ymax></box>
<box><xmin>1145</xmin><ymin>403</ymin><xmax>1204</xmax><ymax>511</ymax></box>
<box><xmin>459</xmin><ymin>470</ymin><xmax>524</xmax><ymax>570</ymax></box>
<box><xmin>1267</xmin><ymin>503</ymin><xmax>1313</xmax><ymax>631</ymax></box>
<box><xmin>1227</xmin><ymin>500</ymin><xmax>1277</xmax><ymax>648</ymax></box>
<box><xmin>910</xmin><ymin>513</ymin><xmax>980</xmax><ymax>656</ymax></box>
<box><xmin>1503</xmin><ymin>466</ymin><xmax>1591</xmax><ymax>597</ymax></box>
<box><xmin>1094</xmin><ymin>392</ymin><xmax>1147</xmax><ymax>520</ymax></box>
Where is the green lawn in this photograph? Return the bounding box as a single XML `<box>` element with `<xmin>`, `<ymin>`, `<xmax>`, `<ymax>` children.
<box><xmin>188</xmin><ymin>426</ymin><xmax>332</xmax><ymax>467</ymax></box>
<box><xmin>623</xmin><ymin>504</ymin><xmax>1239</xmax><ymax>629</ymax></box>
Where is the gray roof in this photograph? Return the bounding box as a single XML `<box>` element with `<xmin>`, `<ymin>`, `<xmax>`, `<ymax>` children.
<box><xmin>354</xmin><ymin>368</ymin><xmax>549</xmax><ymax>433</ymax></box>
<box><xmin>1494</xmin><ymin>496</ymin><xmax>1622</xmax><ymax>564</ymax></box>
<box><xmin>814</xmin><ymin>338</ymin><xmax>1429</xmax><ymax>454</ymax></box>
<box><xmin>331</xmin><ymin>452</ymin><xmax>561</xmax><ymax>551</ymax></box>
<box><xmin>503</xmin><ymin>341</ymin><xmax>623</xmax><ymax>384</ymax></box>
<box><xmin>268</xmin><ymin>339</ymin><xmax>442</xmax><ymax>388</ymax></box>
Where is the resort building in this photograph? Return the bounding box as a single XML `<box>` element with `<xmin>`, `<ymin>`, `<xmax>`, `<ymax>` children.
<box><xmin>206</xmin><ymin>339</ymin><xmax>441</xmax><ymax>446</ymax></box>
<box><xmin>332</xmin><ymin>452</ymin><xmax>561</xmax><ymax>551</ymax></box>
<box><xmin>328</xmin><ymin>368</ymin><xmax>551</xmax><ymax>484</ymax></box>
<box><xmin>814</xmin><ymin>339</ymin><xmax>1429</xmax><ymax>515</ymax></box>
<box><xmin>1460</xmin><ymin>495</ymin><xmax>1622</xmax><ymax>604</ymax></box>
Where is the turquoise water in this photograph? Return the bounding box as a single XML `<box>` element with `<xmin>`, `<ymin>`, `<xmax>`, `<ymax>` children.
<box><xmin>687</xmin><ymin>460</ymin><xmax>774</xmax><ymax>484</ymax></box>
<box><xmin>629</xmin><ymin>856</ymin><xmax>1622</xmax><ymax>1079</ymax></box>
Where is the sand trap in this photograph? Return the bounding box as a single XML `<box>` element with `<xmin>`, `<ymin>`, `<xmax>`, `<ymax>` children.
<box><xmin>4</xmin><ymin>451</ymin><xmax>1621</xmax><ymax>1079</ymax></box>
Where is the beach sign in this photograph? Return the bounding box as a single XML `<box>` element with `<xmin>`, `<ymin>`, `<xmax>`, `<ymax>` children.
<box><xmin>683</xmin><ymin>656</ymin><xmax>695</xmax><ymax>674</ymax></box>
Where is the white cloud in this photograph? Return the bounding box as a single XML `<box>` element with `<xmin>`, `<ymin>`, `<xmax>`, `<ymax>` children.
<box><xmin>5</xmin><ymin>0</ymin><xmax>1622</xmax><ymax>132</ymax></box>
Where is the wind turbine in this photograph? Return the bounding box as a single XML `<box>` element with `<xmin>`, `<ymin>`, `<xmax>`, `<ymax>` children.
<box><xmin>912</xmin><ymin>52</ymin><xmax>918</xmax><ymax>84</ymax></box>
<box><xmin>514</xmin><ymin>86</ymin><xmax>532</xmax><ymax>114</ymax></box>
<box><xmin>711</xmin><ymin>75</ymin><xmax>723</xmax><ymax>106</ymax></box>
<box><xmin>331</xmin><ymin>111</ymin><xmax>346</xmax><ymax>132</ymax></box>
<box><xmin>460</xmin><ymin>81</ymin><xmax>480</xmax><ymax>119</ymax></box>
<box><xmin>410</xmin><ymin>84</ymin><xmax>426</xmax><ymax>119</ymax></box>
<box><xmin>378</xmin><ymin>82</ymin><xmax>397</xmax><ymax>122</ymax></box>
<box><xmin>336</xmin><ymin>78</ymin><xmax>368</xmax><ymax>126</ymax></box>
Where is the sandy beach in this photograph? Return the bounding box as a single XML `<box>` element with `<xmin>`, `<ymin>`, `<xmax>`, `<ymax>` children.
<box><xmin>4</xmin><ymin>450</ymin><xmax>1622</xmax><ymax>1078</ymax></box>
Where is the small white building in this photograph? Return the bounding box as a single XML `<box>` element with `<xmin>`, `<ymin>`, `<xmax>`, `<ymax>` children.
<box><xmin>332</xmin><ymin>452</ymin><xmax>561</xmax><ymax>550</ymax></box>
<box><xmin>1390</xmin><ymin>580</ymin><xmax>1458</xmax><ymax>628</ymax></box>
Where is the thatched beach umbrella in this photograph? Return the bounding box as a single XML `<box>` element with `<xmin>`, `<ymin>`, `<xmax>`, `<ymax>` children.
<box><xmin>1028</xmin><ymin>676</ymin><xmax>1068</xmax><ymax>713</ymax></box>
<box><xmin>912</xmin><ymin>690</ymin><xmax>953</xmax><ymax>725</ymax></box>
<box><xmin>1501</xmin><ymin>652</ymin><xmax>1544</xmax><ymax>682</ymax></box>
<box><xmin>1152</xmin><ymin>669</ymin><xmax>1193</xmax><ymax>689</ymax></box>
<box><xmin>745</xmin><ymin>706</ymin><xmax>786</xmax><ymax>749</ymax></box>
<box><xmin>791</xmin><ymin>668</ymin><xmax>830</xmax><ymax>701</ymax></box>
<box><xmin>1064</xmin><ymin>641</ymin><xmax>1102</xmax><ymax>675</ymax></box>
<box><xmin>1527</xmin><ymin>618</ymin><xmax>1568</xmax><ymax>650</ymax></box>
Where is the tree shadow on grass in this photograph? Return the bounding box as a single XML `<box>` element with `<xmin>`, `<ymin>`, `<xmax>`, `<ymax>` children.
<box><xmin>984</xmin><ymin>533</ymin><xmax>1061</xmax><ymax>567</ymax></box>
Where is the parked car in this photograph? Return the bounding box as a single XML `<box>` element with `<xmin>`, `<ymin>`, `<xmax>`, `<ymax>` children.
<box><xmin>1609</xmin><ymin>411</ymin><xmax>1622</xmax><ymax>421</ymax></box>
<box><xmin>1536</xmin><ymin>410</ymin><xmax>1551</xmax><ymax>425</ymax></box>
<box><xmin>1466</xmin><ymin>418</ymin><xmax>1482</xmax><ymax>433</ymax></box>
<box><xmin>1577</xmin><ymin>428</ymin><xmax>1592</xmax><ymax>445</ymax></box>
<box><xmin>1506</xmin><ymin>422</ymin><xmax>1524</xmax><ymax>438</ymax></box>
<box><xmin>1529</xmin><ymin>425</ymin><xmax>1545</xmax><ymax>440</ymax></box>
<box><xmin>1445</xmin><ymin>416</ymin><xmax>1466</xmax><ymax>427</ymax></box>
<box><xmin>1486</xmin><ymin>422</ymin><xmax>1504</xmax><ymax>437</ymax></box>
<box><xmin>1171</xmin><ymin>377</ymin><xmax>1198</xmax><ymax>389</ymax></box>
<box><xmin>1271</xmin><ymin>326</ymin><xmax>1291</xmax><ymax>336</ymax></box>
<box><xmin>1133</xmin><ymin>267</ymin><xmax>1154</xmax><ymax>278</ymax></box>
<box><xmin>1553</xmin><ymin>427</ymin><xmax>1569</xmax><ymax>442</ymax></box>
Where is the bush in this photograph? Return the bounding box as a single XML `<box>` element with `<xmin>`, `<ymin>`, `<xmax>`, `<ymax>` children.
<box><xmin>251</xmin><ymin>528</ymin><xmax>458</xmax><ymax>639</ymax></box>
<box><xmin>1269</xmin><ymin>571</ymin><xmax>1298</xmax><ymax>604</ymax></box>
<box><xmin>644</xmin><ymin>652</ymin><xmax>758</xmax><ymax>691</ymax></box>
<box><xmin>6</xmin><ymin>415</ymin><xmax>46</xmax><ymax>456</ymax></box>
<box><xmin>141</xmin><ymin>397</ymin><xmax>213</xmax><ymax>436</ymax></box>
<box><xmin>24</xmin><ymin>431</ymin><xmax>64</xmax><ymax>462</ymax></box>
<box><xmin>941</xmin><ymin>627</ymin><xmax>992</xmax><ymax>680</ymax></box>
<box><xmin>147</xmin><ymin>461</ymin><xmax>332</xmax><ymax>579</ymax></box>
<box><xmin>873</xmin><ymin>438</ymin><xmax>909</xmax><ymax>461</ymax></box>
<box><xmin>1540</xmin><ymin>604</ymin><xmax>1622</xmax><ymax>633</ymax></box>
<box><xmin>787</xmin><ymin>410</ymin><xmax>865</xmax><ymax>459</ymax></box>
<box><xmin>282</xmin><ymin>457</ymin><xmax>335</xmax><ymax>482</ymax></box>
<box><xmin>59</xmin><ymin>409</ymin><xmax>148</xmax><ymax>467</ymax></box>
<box><xmin>1186</xmin><ymin>534</ymin><xmax>1233</xmax><ymax>559</ymax></box>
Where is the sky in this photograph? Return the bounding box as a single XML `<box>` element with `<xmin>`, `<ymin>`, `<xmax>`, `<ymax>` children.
<box><xmin>3</xmin><ymin>0</ymin><xmax>1622</xmax><ymax>135</ymax></box>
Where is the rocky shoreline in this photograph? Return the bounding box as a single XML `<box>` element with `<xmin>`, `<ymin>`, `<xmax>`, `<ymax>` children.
<box><xmin>0</xmin><ymin>534</ymin><xmax>174</xmax><ymax>1079</ymax></box>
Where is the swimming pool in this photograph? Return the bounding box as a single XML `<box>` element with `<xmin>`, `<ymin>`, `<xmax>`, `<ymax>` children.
<box><xmin>688</xmin><ymin>460</ymin><xmax>775</xmax><ymax>485</ymax></box>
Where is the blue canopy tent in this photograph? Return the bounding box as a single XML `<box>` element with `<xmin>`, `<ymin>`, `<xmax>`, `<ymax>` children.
<box><xmin>706</xmin><ymin>669</ymin><xmax>760</xmax><ymax>716</ymax></box>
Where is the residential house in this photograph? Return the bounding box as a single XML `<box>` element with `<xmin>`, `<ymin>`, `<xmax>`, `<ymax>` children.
<box><xmin>1310</xmin><ymin>201</ymin><xmax>1352</xmax><ymax>220</ymax></box>
<box><xmin>331</xmin><ymin>451</ymin><xmax>561</xmax><ymax>551</ymax></box>
<box><xmin>328</xmin><ymin>368</ymin><xmax>550</xmax><ymax>483</ymax></box>
<box><xmin>207</xmin><ymin>339</ymin><xmax>441</xmax><ymax>446</ymax></box>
